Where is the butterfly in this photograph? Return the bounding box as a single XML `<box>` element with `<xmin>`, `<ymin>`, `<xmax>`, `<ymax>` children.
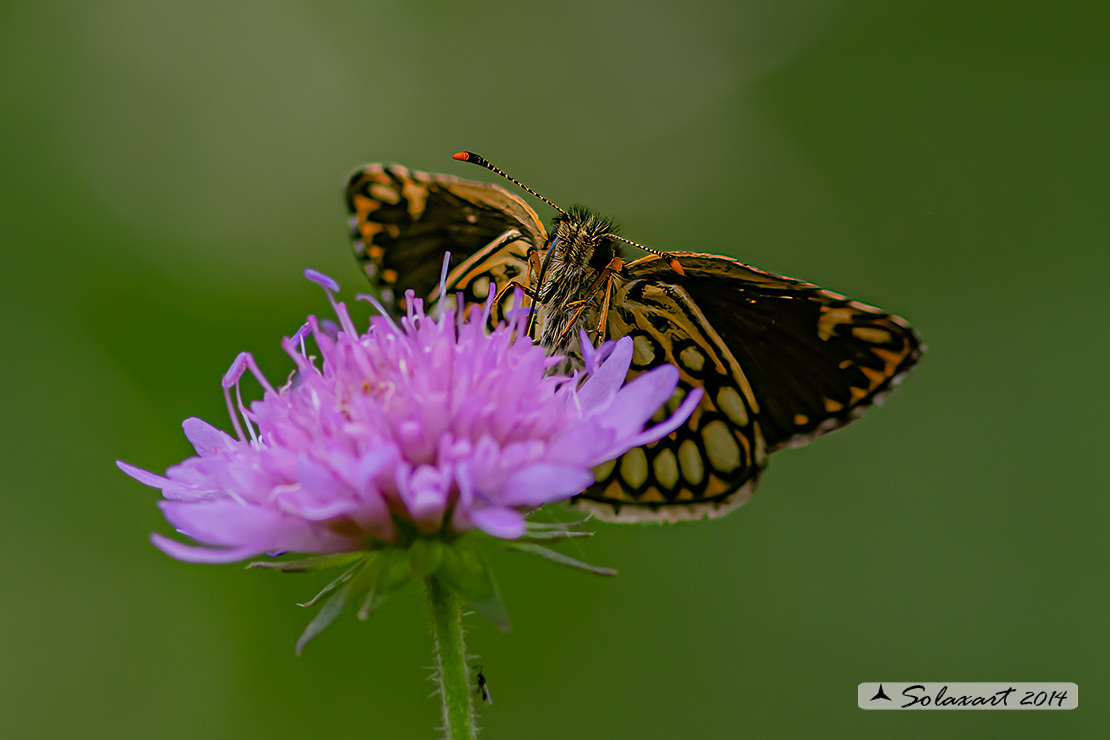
<box><xmin>345</xmin><ymin>153</ymin><xmax>921</xmax><ymax>523</ymax></box>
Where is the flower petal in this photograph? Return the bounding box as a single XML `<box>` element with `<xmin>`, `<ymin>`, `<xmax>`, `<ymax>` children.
<box><xmin>470</xmin><ymin>508</ymin><xmax>526</xmax><ymax>539</ymax></box>
<box><xmin>117</xmin><ymin>460</ymin><xmax>174</xmax><ymax>490</ymax></box>
<box><xmin>597</xmin><ymin>364</ymin><xmax>681</xmax><ymax>438</ymax></box>
<box><xmin>499</xmin><ymin>464</ymin><xmax>594</xmax><ymax>506</ymax></box>
<box><xmin>623</xmin><ymin>386</ymin><xmax>704</xmax><ymax>449</ymax></box>
<box><xmin>150</xmin><ymin>534</ymin><xmax>266</xmax><ymax>564</ymax></box>
<box><xmin>182</xmin><ymin>417</ymin><xmax>236</xmax><ymax>457</ymax></box>
<box><xmin>117</xmin><ymin>460</ymin><xmax>211</xmax><ymax>499</ymax></box>
<box><xmin>573</xmin><ymin>336</ymin><xmax>633</xmax><ymax>411</ymax></box>
<box><xmin>159</xmin><ymin>500</ymin><xmax>289</xmax><ymax>547</ymax></box>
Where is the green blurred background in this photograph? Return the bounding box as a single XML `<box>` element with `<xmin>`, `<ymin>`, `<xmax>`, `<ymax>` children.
<box><xmin>3</xmin><ymin>1</ymin><xmax>1107</xmax><ymax>738</ymax></box>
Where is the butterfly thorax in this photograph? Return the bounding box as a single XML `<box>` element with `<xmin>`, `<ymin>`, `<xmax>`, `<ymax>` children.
<box><xmin>535</xmin><ymin>206</ymin><xmax>623</xmax><ymax>368</ymax></box>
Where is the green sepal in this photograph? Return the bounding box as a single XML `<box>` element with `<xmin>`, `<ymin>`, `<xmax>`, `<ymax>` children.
<box><xmin>355</xmin><ymin>548</ymin><xmax>411</xmax><ymax>621</ymax></box>
<box><xmin>523</xmin><ymin>516</ymin><xmax>593</xmax><ymax>532</ymax></box>
<box><xmin>517</xmin><ymin>516</ymin><xmax>598</xmax><ymax>542</ymax></box>
<box><xmin>517</xmin><ymin>529</ymin><xmax>594</xmax><ymax>542</ymax></box>
<box><xmin>408</xmin><ymin>537</ymin><xmax>446</xmax><ymax>577</ymax></box>
<box><xmin>504</xmin><ymin>541</ymin><xmax>618</xmax><ymax>577</ymax></box>
<box><xmin>296</xmin><ymin>556</ymin><xmax>370</xmax><ymax>607</ymax></box>
<box><xmin>295</xmin><ymin>560</ymin><xmax>369</xmax><ymax>655</ymax></box>
<box><xmin>246</xmin><ymin>552</ymin><xmax>364</xmax><ymax>573</ymax></box>
<box><xmin>437</xmin><ymin>539</ymin><xmax>510</xmax><ymax>632</ymax></box>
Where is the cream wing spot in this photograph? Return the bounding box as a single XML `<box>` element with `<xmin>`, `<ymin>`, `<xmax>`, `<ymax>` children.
<box><xmin>702</xmin><ymin>420</ymin><xmax>742</xmax><ymax>473</ymax></box>
<box><xmin>369</xmin><ymin>183</ymin><xmax>401</xmax><ymax>204</ymax></box>
<box><xmin>678</xmin><ymin>439</ymin><xmax>705</xmax><ymax>485</ymax></box>
<box><xmin>852</xmin><ymin>326</ymin><xmax>893</xmax><ymax>343</ymax></box>
<box><xmin>653</xmin><ymin>448</ymin><xmax>679</xmax><ymax>489</ymax></box>
<box><xmin>678</xmin><ymin>345</ymin><xmax>706</xmax><ymax>373</ymax></box>
<box><xmin>593</xmin><ymin>459</ymin><xmax>616</xmax><ymax>482</ymax></box>
<box><xmin>716</xmin><ymin>385</ymin><xmax>749</xmax><ymax>427</ymax></box>
<box><xmin>632</xmin><ymin>334</ymin><xmax>657</xmax><ymax>366</ymax></box>
<box><xmin>817</xmin><ymin>307</ymin><xmax>854</xmax><ymax>341</ymax></box>
<box><xmin>471</xmin><ymin>275</ymin><xmax>491</xmax><ymax>298</ymax></box>
<box><xmin>619</xmin><ymin>448</ymin><xmax>649</xmax><ymax>489</ymax></box>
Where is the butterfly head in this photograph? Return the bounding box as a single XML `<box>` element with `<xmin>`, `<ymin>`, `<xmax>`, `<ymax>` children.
<box><xmin>550</xmin><ymin>206</ymin><xmax>622</xmax><ymax>272</ymax></box>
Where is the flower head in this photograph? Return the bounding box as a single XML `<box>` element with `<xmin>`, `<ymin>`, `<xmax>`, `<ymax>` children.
<box><xmin>118</xmin><ymin>271</ymin><xmax>701</xmax><ymax>564</ymax></box>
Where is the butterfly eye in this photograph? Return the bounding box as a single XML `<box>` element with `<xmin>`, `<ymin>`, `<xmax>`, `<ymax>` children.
<box><xmin>588</xmin><ymin>238</ymin><xmax>616</xmax><ymax>271</ymax></box>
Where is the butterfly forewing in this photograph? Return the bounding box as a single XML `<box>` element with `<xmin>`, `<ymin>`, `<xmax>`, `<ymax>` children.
<box><xmin>574</xmin><ymin>252</ymin><xmax>921</xmax><ymax>522</ymax></box>
<box><xmin>345</xmin><ymin>164</ymin><xmax>547</xmax><ymax>318</ymax></box>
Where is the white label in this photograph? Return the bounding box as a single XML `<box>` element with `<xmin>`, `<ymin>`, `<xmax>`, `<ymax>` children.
<box><xmin>858</xmin><ymin>683</ymin><xmax>1077</xmax><ymax>710</ymax></box>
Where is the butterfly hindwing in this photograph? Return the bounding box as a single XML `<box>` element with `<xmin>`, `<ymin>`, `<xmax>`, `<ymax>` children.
<box><xmin>575</xmin><ymin>252</ymin><xmax>921</xmax><ymax>522</ymax></box>
<box><xmin>345</xmin><ymin>164</ymin><xmax>547</xmax><ymax>318</ymax></box>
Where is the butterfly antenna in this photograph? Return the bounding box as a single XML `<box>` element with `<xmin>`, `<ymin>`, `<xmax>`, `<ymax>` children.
<box><xmin>452</xmin><ymin>151</ymin><xmax>569</xmax><ymax>217</ymax></box>
<box><xmin>608</xmin><ymin>234</ymin><xmax>685</xmax><ymax>275</ymax></box>
<box><xmin>454</xmin><ymin>151</ymin><xmax>684</xmax><ymax>276</ymax></box>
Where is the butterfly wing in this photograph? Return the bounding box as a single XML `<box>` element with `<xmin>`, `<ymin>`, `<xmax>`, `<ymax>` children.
<box><xmin>575</xmin><ymin>252</ymin><xmax>921</xmax><ymax>522</ymax></box>
<box><xmin>345</xmin><ymin>164</ymin><xmax>547</xmax><ymax>316</ymax></box>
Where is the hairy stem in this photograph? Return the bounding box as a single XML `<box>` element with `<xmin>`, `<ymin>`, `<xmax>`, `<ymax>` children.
<box><xmin>426</xmin><ymin>576</ymin><xmax>476</xmax><ymax>740</ymax></box>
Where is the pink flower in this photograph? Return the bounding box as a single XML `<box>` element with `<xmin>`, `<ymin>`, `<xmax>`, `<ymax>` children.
<box><xmin>119</xmin><ymin>271</ymin><xmax>701</xmax><ymax>564</ymax></box>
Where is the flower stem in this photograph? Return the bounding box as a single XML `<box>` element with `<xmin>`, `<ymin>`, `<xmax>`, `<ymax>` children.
<box><xmin>426</xmin><ymin>576</ymin><xmax>477</xmax><ymax>740</ymax></box>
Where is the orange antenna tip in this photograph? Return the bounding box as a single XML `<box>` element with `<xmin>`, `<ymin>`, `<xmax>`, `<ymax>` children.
<box><xmin>451</xmin><ymin>151</ymin><xmax>567</xmax><ymax>216</ymax></box>
<box><xmin>667</xmin><ymin>257</ymin><xmax>685</xmax><ymax>276</ymax></box>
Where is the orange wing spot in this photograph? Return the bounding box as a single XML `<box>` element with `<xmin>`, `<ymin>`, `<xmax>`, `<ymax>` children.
<box><xmin>860</xmin><ymin>365</ymin><xmax>888</xmax><ymax>387</ymax></box>
<box><xmin>838</xmin><ymin>359</ymin><xmax>853</xmax><ymax>369</ymax></box>
<box><xmin>353</xmin><ymin>194</ymin><xmax>383</xmax><ymax>214</ymax></box>
<box><xmin>793</xmin><ymin>413</ymin><xmax>809</xmax><ymax>426</ymax></box>
<box><xmin>701</xmin><ymin>475</ymin><xmax>730</xmax><ymax>498</ymax></box>
<box><xmin>367</xmin><ymin>245</ymin><xmax>385</xmax><ymax>259</ymax></box>
<box><xmin>823</xmin><ymin>398</ymin><xmax>844</xmax><ymax>413</ymax></box>
<box><xmin>872</xmin><ymin>347</ymin><xmax>908</xmax><ymax>368</ymax></box>
<box><xmin>361</xmin><ymin>223</ymin><xmax>384</xmax><ymax>243</ymax></box>
<box><xmin>602</xmin><ymin>480</ymin><xmax>634</xmax><ymax>503</ymax></box>
<box><xmin>638</xmin><ymin>488</ymin><xmax>666</xmax><ymax>504</ymax></box>
<box><xmin>850</xmin><ymin>386</ymin><xmax>869</xmax><ymax>402</ymax></box>
<box><xmin>381</xmin><ymin>268</ymin><xmax>399</xmax><ymax>283</ymax></box>
<box><xmin>400</xmin><ymin>180</ymin><xmax>428</xmax><ymax>219</ymax></box>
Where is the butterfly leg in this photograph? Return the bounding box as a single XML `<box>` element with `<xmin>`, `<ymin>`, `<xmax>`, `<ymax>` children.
<box><xmin>552</xmin><ymin>272</ymin><xmax>610</xmax><ymax>345</ymax></box>
<box><xmin>553</xmin><ymin>257</ymin><xmax>625</xmax><ymax>346</ymax></box>
<box><xmin>493</xmin><ymin>280</ymin><xmax>538</xmax><ymax>305</ymax></box>
<box><xmin>594</xmin><ymin>261</ymin><xmax>620</xmax><ymax>345</ymax></box>
<box><xmin>492</xmin><ymin>279</ymin><xmax>543</xmax><ymax>338</ymax></box>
